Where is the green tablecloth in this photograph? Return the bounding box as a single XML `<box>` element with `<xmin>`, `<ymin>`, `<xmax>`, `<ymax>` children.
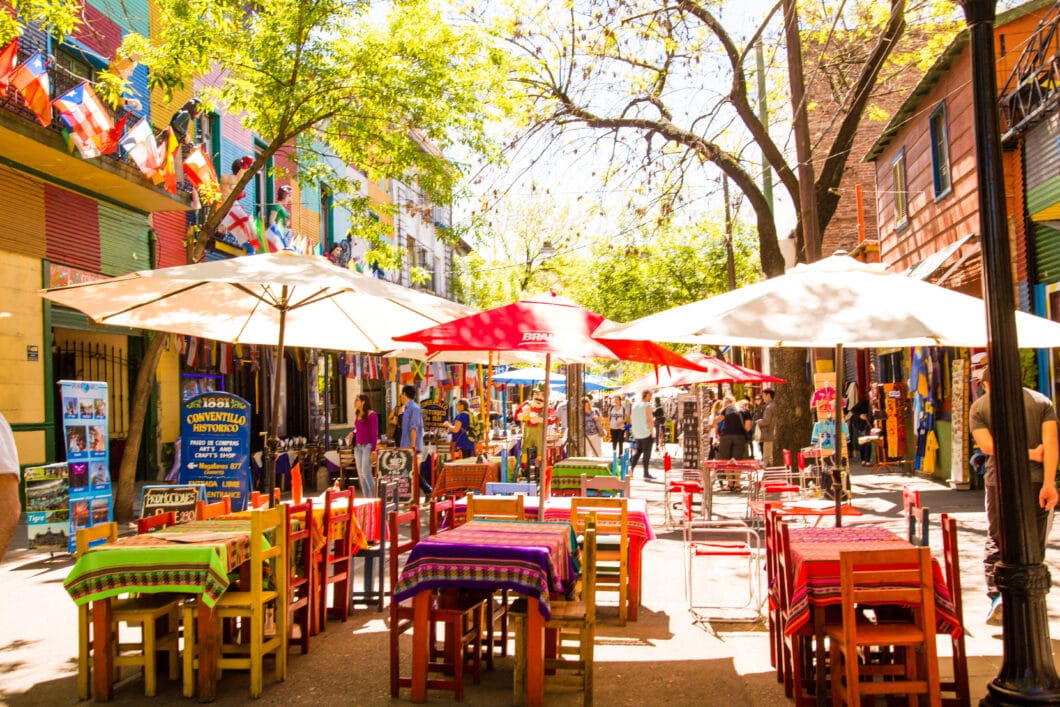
<box><xmin>550</xmin><ymin>457</ymin><xmax>615</xmax><ymax>495</ymax></box>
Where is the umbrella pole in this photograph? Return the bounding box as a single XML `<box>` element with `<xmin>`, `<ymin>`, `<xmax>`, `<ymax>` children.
<box><xmin>540</xmin><ymin>353</ymin><xmax>551</xmax><ymax>520</ymax></box>
<box><xmin>265</xmin><ymin>287</ymin><xmax>288</xmax><ymax>507</ymax></box>
<box><xmin>833</xmin><ymin>344</ymin><xmax>845</xmax><ymax>526</ymax></box>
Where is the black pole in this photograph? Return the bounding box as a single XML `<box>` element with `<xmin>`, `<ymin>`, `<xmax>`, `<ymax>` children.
<box><xmin>264</xmin><ymin>285</ymin><xmax>288</xmax><ymax>506</ymax></box>
<box><xmin>957</xmin><ymin>1</ymin><xmax>1060</xmax><ymax>702</ymax></box>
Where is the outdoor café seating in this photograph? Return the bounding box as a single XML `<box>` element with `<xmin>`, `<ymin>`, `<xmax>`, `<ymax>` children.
<box><xmin>570</xmin><ymin>496</ymin><xmax>628</xmax><ymax>625</ymax></box>
<box><xmin>318</xmin><ymin>488</ymin><xmax>355</xmax><ymax>629</ymax></box>
<box><xmin>286</xmin><ymin>499</ymin><xmax>314</xmax><ymax>654</ymax></box>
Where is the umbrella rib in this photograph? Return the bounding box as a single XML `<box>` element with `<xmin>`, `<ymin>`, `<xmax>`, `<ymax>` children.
<box><xmin>95</xmin><ymin>281</ymin><xmax>209</xmax><ymax>322</ymax></box>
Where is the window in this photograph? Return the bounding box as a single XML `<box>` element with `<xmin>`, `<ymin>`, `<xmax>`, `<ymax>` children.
<box><xmin>320</xmin><ymin>186</ymin><xmax>334</xmax><ymax>249</ymax></box>
<box><xmin>929</xmin><ymin>104</ymin><xmax>951</xmax><ymax>198</ymax></box>
<box><xmin>253</xmin><ymin>141</ymin><xmax>273</xmax><ymax>227</ymax></box>
<box><xmin>891</xmin><ymin>150</ymin><xmax>909</xmax><ymax>229</ymax></box>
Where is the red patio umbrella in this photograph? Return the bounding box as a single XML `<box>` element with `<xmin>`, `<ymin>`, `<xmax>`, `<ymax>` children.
<box><xmin>615</xmin><ymin>352</ymin><xmax>784</xmax><ymax>394</ymax></box>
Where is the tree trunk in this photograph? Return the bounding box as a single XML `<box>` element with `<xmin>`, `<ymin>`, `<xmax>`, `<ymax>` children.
<box><xmin>770</xmin><ymin>347</ymin><xmax>813</xmax><ymax>465</ymax></box>
<box><xmin>114</xmin><ymin>333</ymin><xmax>166</xmax><ymax>522</ymax></box>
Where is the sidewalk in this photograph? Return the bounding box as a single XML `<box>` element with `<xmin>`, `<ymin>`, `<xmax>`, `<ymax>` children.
<box><xmin>1</xmin><ymin>453</ymin><xmax>1057</xmax><ymax>705</ymax></box>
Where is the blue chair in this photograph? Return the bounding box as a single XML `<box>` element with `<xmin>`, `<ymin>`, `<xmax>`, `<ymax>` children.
<box><xmin>485</xmin><ymin>482</ymin><xmax>538</xmax><ymax>496</ymax></box>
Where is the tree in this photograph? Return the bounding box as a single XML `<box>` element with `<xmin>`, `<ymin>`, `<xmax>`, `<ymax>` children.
<box><xmin>103</xmin><ymin>0</ymin><xmax>511</xmax><ymax>520</ymax></box>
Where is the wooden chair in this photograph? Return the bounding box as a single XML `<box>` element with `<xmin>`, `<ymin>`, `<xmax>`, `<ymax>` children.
<box><xmin>338</xmin><ymin>447</ymin><xmax>356</xmax><ymax>489</ymax></box>
<box><xmin>570</xmin><ymin>496</ymin><xmax>629</xmax><ymax>625</ymax></box>
<box><xmin>466</xmin><ymin>492</ymin><xmax>525</xmax><ymax>520</ymax></box>
<box><xmin>777</xmin><ymin>519</ymin><xmax>819</xmax><ymax>706</ymax></box>
<box><xmin>248</xmin><ymin>491</ymin><xmax>269</xmax><ymax>509</ymax></box>
<box><xmin>763</xmin><ymin>505</ymin><xmax>784</xmax><ymax>683</ymax></box>
<box><xmin>286</xmin><ymin>499</ymin><xmax>314</xmax><ymax>654</ymax></box>
<box><xmin>183</xmin><ymin>506</ymin><xmax>288</xmax><ymax>699</ymax></box>
<box><xmin>513</xmin><ymin>518</ymin><xmax>597</xmax><ymax>706</ymax></box>
<box><xmin>195</xmin><ymin>496</ymin><xmax>232</xmax><ymax>520</ymax></box>
<box><xmin>429</xmin><ymin>497</ymin><xmax>456</xmax><ymax>535</ymax></box>
<box><xmin>388</xmin><ymin>507</ymin><xmax>484</xmax><ymax>700</ymax></box>
<box><xmin>580</xmin><ymin>473</ymin><xmax>630</xmax><ymax>498</ymax></box>
<box><xmin>903</xmin><ymin>485</ymin><xmax>930</xmax><ymax>546</ymax></box>
<box><xmin>318</xmin><ymin>488</ymin><xmax>354</xmax><ymax>628</ymax></box>
<box><xmin>940</xmin><ymin>514</ymin><xmax>970</xmax><ymax>707</ymax></box>
<box><xmin>351</xmin><ymin>478</ymin><xmax>399</xmax><ymax>612</ymax></box>
<box><xmin>825</xmin><ymin>547</ymin><xmax>941</xmax><ymax>706</ymax></box>
<box><xmin>76</xmin><ymin>523</ymin><xmax>181</xmax><ymax>699</ymax></box>
<box><xmin>136</xmin><ymin>511</ymin><xmax>175</xmax><ymax>534</ymax></box>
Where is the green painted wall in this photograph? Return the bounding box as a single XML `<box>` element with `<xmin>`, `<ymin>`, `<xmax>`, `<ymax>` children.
<box><xmin>99</xmin><ymin>204</ymin><xmax>150</xmax><ymax>275</ymax></box>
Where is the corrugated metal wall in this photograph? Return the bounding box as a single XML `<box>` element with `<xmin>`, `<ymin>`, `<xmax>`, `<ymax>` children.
<box><xmin>0</xmin><ymin>165</ymin><xmax>47</xmax><ymax>259</ymax></box>
<box><xmin>152</xmin><ymin>211</ymin><xmax>187</xmax><ymax>268</ymax></box>
<box><xmin>73</xmin><ymin>4</ymin><xmax>123</xmax><ymax>56</ymax></box>
<box><xmin>89</xmin><ymin>0</ymin><xmax>150</xmax><ymax>36</ymax></box>
<box><xmin>44</xmin><ymin>186</ymin><xmax>101</xmax><ymax>271</ymax></box>
<box><xmin>99</xmin><ymin>203</ymin><xmax>150</xmax><ymax>274</ymax></box>
<box><xmin>1036</xmin><ymin>223</ymin><xmax>1060</xmax><ymax>285</ymax></box>
<box><xmin>1025</xmin><ymin>116</ymin><xmax>1060</xmax><ymax>214</ymax></box>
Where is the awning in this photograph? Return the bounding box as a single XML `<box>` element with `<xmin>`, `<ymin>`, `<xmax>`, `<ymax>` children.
<box><xmin>904</xmin><ymin>233</ymin><xmax>977</xmax><ymax>281</ymax></box>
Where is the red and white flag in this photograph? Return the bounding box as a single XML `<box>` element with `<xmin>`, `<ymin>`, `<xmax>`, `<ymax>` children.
<box><xmin>9</xmin><ymin>52</ymin><xmax>51</xmax><ymax>125</ymax></box>
<box><xmin>120</xmin><ymin>118</ymin><xmax>162</xmax><ymax>180</ymax></box>
<box><xmin>220</xmin><ymin>202</ymin><xmax>257</xmax><ymax>248</ymax></box>
<box><xmin>0</xmin><ymin>39</ymin><xmax>18</xmax><ymax>89</ymax></box>
<box><xmin>52</xmin><ymin>82</ymin><xmax>114</xmax><ymax>158</ymax></box>
<box><xmin>182</xmin><ymin>144</ymin><xmax>219</xmax><ymax>192</ymax></box>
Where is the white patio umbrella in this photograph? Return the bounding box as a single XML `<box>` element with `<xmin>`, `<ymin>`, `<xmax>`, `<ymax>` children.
<box><xmin>41</xmin><ymin>251</ymin><xmax>478</xmax><ymax>496</ymax></box>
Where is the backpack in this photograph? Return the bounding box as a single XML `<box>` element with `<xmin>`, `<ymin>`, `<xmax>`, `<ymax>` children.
<box><xmin>466</xmin><ymin>414</ymin><xmax>483</xmax><ymax>442</ymax></box>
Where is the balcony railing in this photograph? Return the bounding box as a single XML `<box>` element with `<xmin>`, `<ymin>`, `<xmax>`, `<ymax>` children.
<box><xmin>1000</xmin><ymin>1</ymin><xmax>1060</xmax><ymax>138</ymax></box>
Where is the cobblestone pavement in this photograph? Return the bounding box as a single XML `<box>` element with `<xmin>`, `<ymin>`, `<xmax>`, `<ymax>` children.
<box><xmin>2</xmin><ymin>444</ymin><xmax>1057</xmax><ymax>705</ymax></box>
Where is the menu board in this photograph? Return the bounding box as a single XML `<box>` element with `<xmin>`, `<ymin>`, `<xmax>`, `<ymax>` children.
<box><xmin>61</xmin><ymin>380</ymin><xmax>112</xmax><ymax>553</ymax></box>
<box><xmin>24</xmin><ymin>463</ymin><xmax>70</xmax><ymax>552</ymax></box>
<box><xmin>421</xmin><ymin>403</ymin><xmax>448</xmax><ymax>431</ymax></box>
<box><xmin>377</xmin><ymin>447</ymin><xmax>416</xmax><ymax>503</ymax></box>
<box><xmin>140</xmin><ymin>484</ymin><xmax>205</xmax><ymax>524</ymax></box>
<box><xmin>180</xmin><ymin>392</ymin><xmax>251</xmax><ymax>511</ymax></box>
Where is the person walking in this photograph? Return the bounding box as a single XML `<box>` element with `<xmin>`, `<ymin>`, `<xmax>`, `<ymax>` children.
<box><xmin>629</xmin><ymin>390</ymin><xmax>656</xmax><ymax>480</ymax></box>
<box><xmin>756</xmin><ymin>389</ymin><xmax>778</xmax><ymax>467</ymax></box>
<box><xmin>0</xmin><ymin>411</ymin><xmax>20</xmax><ymax>560</ymax></box>
<box><xmin>718</xmin><ymin>396</ymin><xmax>751</xmax><ymax>490</ymax></box>
<box><xmin>350</xmin><ymin>394</ymin><xmax>378</xmax><ymax>497</ymax></box>
<box><xmin>399</xmin><ymin>385</ymin><xmax>428</xmax><ymax>495</ymax></box>
<box><xmin>970</xmin><ymin>365</ymin><xmax>1058</xmax><ymax>626</ymax></box>
<box><xmin>582</xmin><ymin>397</ymin><xmax>606</xmax><ymax>456</ymax></box>
<box><xmin>448</xmin><ymin>398</ymin><xmax>477</xmax><ymax>460</ymax></box>
<box><xmin>607</xmin><ymin>395</ymin><xmax>629</xmax><ymax>456</ymax></box>
<box><xmin>653</xmin><ymin>396</ymin><xmax>667</xmax><ymax>448</ymax></box>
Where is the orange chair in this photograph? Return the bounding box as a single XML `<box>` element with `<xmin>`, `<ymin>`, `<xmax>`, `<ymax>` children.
<box><xmin>136</xmin><ymin>511</ymin><xmax>175</xmax><ymax>534</ymax></box>
<box><xmin>248</xmin><ymin>491</ymin><xmax>269</xmax><ymax>509</ymax></box>
<box><xmin>940</xmin><ymin>514</ymin><xmax>970</xmax><ymax>707</ymax></box>
<box><xmin>777</xmin><ymin>520</ymin><xmax>819</xmax><ymax>706</ymax></box>
<box><xmin>388</xmin><ymin>507</ymin><xmax>484</xmax><ymax>700</ymax></box>
<box><xmin>318</xmin><ymin>488</ymin><xmax>354</xmax><ymax>628</ymax></box>
<box><xmin>286</xmin><ymin>499</ymin><xmax>314</xmax><ymax>654</ymax></box>
<box><xmin>195</xmin><ymin>496</ymin><xmax>232</xmax><ymax>520</ymax></box>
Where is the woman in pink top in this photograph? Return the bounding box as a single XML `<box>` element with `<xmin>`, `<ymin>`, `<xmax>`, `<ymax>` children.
<box><xmin>352</xmin><ymin>394</ymin><xmax>379</xmax><ymax>497</ymax></box>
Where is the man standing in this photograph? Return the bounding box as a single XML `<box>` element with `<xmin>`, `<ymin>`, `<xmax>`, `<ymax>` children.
<box><xmin>399</xmin><ymin>385</ymin><xmax>427</xmax><ymax>494</ymax></box>
<box><xmin>0</xmin><ymin>411</ymin><xmax>21</xmax><ymax>560</ymax></box>
<box><xmin>757</xmin><ymin>389</ymin><xmax>778</xmax><ymax>467</ymax></box>
<box><xmin>629</xmin><ymin>390</ymin><xmax>655</xmax><ymax>480</ymax></box>
<box><xmin>970</xmin><ymin>365</ymin><xmax>1058</xmax><ymax>626</ymax></box>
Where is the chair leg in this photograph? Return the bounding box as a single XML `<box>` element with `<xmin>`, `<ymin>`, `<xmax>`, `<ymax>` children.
<box><xmin>182</xmin><ymin>603</ymin><xmax>196</xmax><ymax>699</ymax></box>
<box><xmin>249</xmin><ymin>610</ymin><xmax>263</xmax><ymax>699</ymax></box>
<box><xmin>142</xmin><ymin>618</ymin><xmax>157</xmax><ymax>697</ymax></box>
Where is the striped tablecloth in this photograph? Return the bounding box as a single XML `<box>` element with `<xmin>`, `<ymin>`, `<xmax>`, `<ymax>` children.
<box><xmin>64</xmin><ymin>520</ymin><xmax>252</xmax><ymax>608</ymax></box>
<box><xmin>784</xmin><ymin>525</ymin><xmax>961</xmax><ymax>636</ymax></box>
<box><xmin>550</xmin><ymin>457</ymin><xmax>615</xmax><ymax>496</ymax></box>
<box><xmin>395</xmin><ymin>520</ymin><xmax>577</xmax><ymax>619</ymax></box>
<box><xmin>433</xmin><ymin>458</ymin><xmax>502</xmax><ymax>498</ymax></box>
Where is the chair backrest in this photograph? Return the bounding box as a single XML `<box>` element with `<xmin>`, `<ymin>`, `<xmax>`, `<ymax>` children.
<box><xmin>196</xmin><ymin>496</ymin><xmax>232</xmax><ymax>520</ymax></box>
<box><xmin>837</xmin><ymin>547</ymin><xmax>936</xmax><ymax>642</ymax></box>
<box><xmin>776</xmin><ymin>519</ymin><xmax>796</xmax><ymax>610</ymax></box>
<box><xmin>249</xmin><ymin>491</ymin><xmax>269</xmax><ymax>509</ymax></box>
<box><xmin>940</xmin><ymin>513</ymin><xmax>964</xmax><ymax>623</ymax></box>
<box><xmin>581</xmin><ymin>519</ymin><xmax>597</xmax><ymax>623</ymax></box>
<box><xmin>247</xmin><ymin>506</ymin><xmax>287</xmax><ymax>599</ymax></box>
<box><xmin>485</xmin><ymin>481</ymin><xmax>538</xmax><ymax>496</ymax></box>
<box><xmin>286</xmin><ymin>499</ymin><xmax>313</xmax><ymax>582</ymax></box>
<box><xmin>782</xmin><ymin>449</ymin><xmax>792</xmax><ymax>469</ymax></box>
<box><xmin>387</xmin><ymin>506</ymin><xmax>421</xmax><ymax>601</ymax></box>
<box><xmin>429</xmin><ymin>497</ymin><xmax>455</xmax><ymax>535</ymax></box>
<box><xmin>75</xmin><ymin>522</ymin><xmax>118</xmax><ymax>556</ymax></box>
<box><xmin>338</xmin><ymin>448</ymin><xmax>355</xmax><ymax>468</ymax></box>
<box><xmin>903</xmin><ymin>486</ymin><xmax>929</xmax><ymax>546</ymax></box>
<box><xmin>466</xmin><ymin>493</ymin><xmax>525</xmax><ymax>521</ymax></box>
<box><xmin>796</xmin><ymin>451</ymin><xmax>806</xmax><ymax>472</ymax></box>
<box><xmin>323</xmin><ymin>488</ymin><xmax>355</xmax><ymax>559</ymax></box>
<box><xmin>580</xmin><ymin>473</ymin><xmax>630</xmax><ymax>498</ymax></box>
<box><xmin>570</xmin><ymin>497</ymin><xmax>628</xmax><ymax>548</ymax></box>
<box><xmin>136</xmin><ymin>511</ymin><xmax>175</xmax><ymax>534</ymax></box>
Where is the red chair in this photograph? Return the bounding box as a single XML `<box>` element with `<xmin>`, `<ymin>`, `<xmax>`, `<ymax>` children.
<box><xmin>777</xmin><ymin>520</ymin><xmax>820</xmax><ymax>706</ymax></box>
<box><xmin>286</xmin><ymin>499</ymin><xmax>314</xmax><ymax>654</ymax></box>
<box><xmin>782</xmin><ymin>449</ymin><xmax>793</xmax><ymax>470</ymax></box>
<box><xmin>429</xmin><ymin>497</ymin><xmax>457</xmax><ymax>535</ymax></box>
<box><xmin>903</xmin><ymin>486</ymin><xmax>930</xmax><ymax>546</ymax></box>
<box><xmin>318</xmin><ymin>488</ymin><xmax>354</xmax><ymax>629</ymax></box>
<box><xmin>248</xmin><ymin>491</ymin><xmax>269</xmax><ymax>509</ymax></box>
<box><xmin>137</xmin><ymin>511</ymin><xmax>176</xmax><ymax>534</ymax></box>
<box><xmin>195</xmin><ymin>496</ymin><xmax>232</xmax><ymax>520</ymax></box>
<box><xmin>940</xmin><ymin>514</ymin><xmax>970</xmax><ymax>706</ymax></box>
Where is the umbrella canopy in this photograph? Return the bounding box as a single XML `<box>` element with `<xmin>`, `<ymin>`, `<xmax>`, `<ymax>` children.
<box><xmin>594</xmin><ymin>254</ymin><xmax>1060</xmax><ymax>348</ymax></box>
<box><xmin>394</xmin><ymin>292</ymin><xmax>708</xmax><ymax>370</ymax></box>
<box><xmin>614</xmin><ymin>352</ymin><xmax>783</xmax><ymax>395</ymax></box>
<box><xmin>491</xmin><ymin>367</ymin><xmax>617</xmax><ymax>391</ymax></box>
<box><xmin>41</xmin><ymin>251</ymin><xmax>475</xmax><ymax>353</ymax></box>
<box><xmin>383</xmin><ymin>345</ymin><xmax>575</xmax><ymax>366</ymax></box>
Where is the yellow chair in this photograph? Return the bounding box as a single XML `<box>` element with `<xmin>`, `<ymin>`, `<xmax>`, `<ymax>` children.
<box><xmin>75</xmin><ymin>523</ymin><xmax>181</xmax><ymax>699</ymax></box>
<box><xmin>466</xmin><ymin>493</ymin><xmax>525</xmax><ymax>521</ymax></box>
<box><xmin>570</xmin><ymin>497</ymin><xmax>628</xmax><ymax>625</ymax></box>
<box><xmin>182</xmin><ymin>506</ymin><xmax>288</xmax><ymax>699</ymax></box>
<box><xmin>514</xmin><ymin>519</ymin><xmax>597</xmax><ymax>705</ymax></box>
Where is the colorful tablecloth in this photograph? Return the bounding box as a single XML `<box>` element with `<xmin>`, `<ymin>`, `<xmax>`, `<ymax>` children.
<box><xmin>64</xmin><ymin>520</ymin><xmax>252</xmax><ymax>608</ymax></box>
<box><xmin>394</xmin><ymin>520</ymin><xmax>577</xmax><ymax>619</ymax></box>
<box><xmin>550</xmin><ymin>457</ymin><xmax>615</xmax><ymax>496</ymax></box>
<box><xmin>783</xmin><ymin>525</ymin><xmax>961</xmax><ymax>636</ymax></box>
<box><xmin>432</xmin><ymin>459</ymin><xmax>502</xmax><ymax>499</ymax></box>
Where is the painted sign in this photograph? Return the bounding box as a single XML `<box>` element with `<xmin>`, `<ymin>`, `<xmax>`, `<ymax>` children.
<box><xmin>421</xmin><ymin>402</ymin><xmax>448</xmax><ymax>431</ymax></box>
<box><xmin>61</xmin><ymin>380</ymin><xmax>112</xmax><ymax>553</ymax></box>
<box><xmin>180</xmin><ymin>392</ymin><xmax>251</xmax><ymax>511</ymax></box>
<box><xmin>377</xmin><ymin>447</ymin><xmax>416</xmax><ymax>503</ymax></box>
<box><xmin>140</xmin><ymin>484</ymin><xmax>205</xmax><ymax>524</ymax></box>
<box><xmin>24</xmin><ymin>463</ymin><xmax>70</xmax><ymax>552</ymax></box>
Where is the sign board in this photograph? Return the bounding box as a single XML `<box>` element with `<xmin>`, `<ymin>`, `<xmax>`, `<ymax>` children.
<box><xmin>377</xmin><ymin>447</ymin><xmax>416</xmax><ymax>503</ymax></box>
<box><xmin>140</xmin><ymin>484</ymin><xmax>205</xmax><ymax>524</ymax></box>
<box><xmin>180</xmin><ymin>392</ymin><xmax>252</xmax><ymax>511</ymax></box>
<box><xmin>24</xmin><ymin>463</ymin><xmax>70</xmax><ymax>552</ymax></box>
<box><xmin>421</xmin><ymin>403</ymin><xmax>448</xmax><ymax>431</ymax></box>
<box><xmin>60</xmin><ymin>380</ymin><xmax>112</xmax><ymax>553</ymax></box>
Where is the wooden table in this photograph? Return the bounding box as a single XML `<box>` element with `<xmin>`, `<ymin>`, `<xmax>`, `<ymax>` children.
<box><xmin>64</xmin><ymin>520</ymin><xmax>253</xmax><ymax>701</ymax></box>
<box><xmin>394</xmin><ymin>520</ymin><xmax>577</xmax><ymax>706</ymax></box>
<box><xmin>783</xmin><ymin>526</ymin><xmax>960</xmax><ymax>704</ymax></box>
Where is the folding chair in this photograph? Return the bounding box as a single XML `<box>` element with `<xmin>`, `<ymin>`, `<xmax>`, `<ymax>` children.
<box><xmin>682</xmin><ymin>490</ymin><xmax>760</xmax><ymax>622</ymax></box>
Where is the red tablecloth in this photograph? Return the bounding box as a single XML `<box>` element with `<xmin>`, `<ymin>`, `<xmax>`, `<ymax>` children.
<box><xmin>783</xmin><ymin>525</ymin><xmax>961</xmax><ymax>637</ymax></box>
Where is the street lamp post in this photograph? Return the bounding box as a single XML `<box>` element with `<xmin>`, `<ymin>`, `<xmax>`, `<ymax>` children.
<box><xmin>957</xmin><ymin>0</ymin><xmax>1060</xmax><ymax>702</ymax></box>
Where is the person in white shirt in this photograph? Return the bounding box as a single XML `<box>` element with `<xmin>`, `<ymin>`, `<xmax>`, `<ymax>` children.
<box><xmin>0</xmin><ymin>411</ymin><xmax>21</xmax><ymax>560</ymax></box>
<box><xmin>628</xmin><ymin>390</ymin><xmax>656</xmax><ymax>480</ymax></box>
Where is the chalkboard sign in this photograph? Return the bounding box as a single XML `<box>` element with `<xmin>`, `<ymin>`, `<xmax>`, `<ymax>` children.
<box><xmin>377</xmin><ymin>447</ymin><xmax>416</xmax><ymax>503</ymax></box>
<box><xmin>421</xmin><ymin>403</ymin><xmax>448</xmax><ymax>431</ymax></box>
<box><xmin>140</xmin><ymin>484</ymin><xmax>205</xmax><ymax>524</ymax></box>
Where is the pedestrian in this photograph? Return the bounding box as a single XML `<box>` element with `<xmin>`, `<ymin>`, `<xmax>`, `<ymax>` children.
<box><xmin>582</xmin><ymin>397</ymin><xmax>606</xmax><ymax>456</ymax></box>
<box><xmin>607</xmin><ymin>395</ymin><xmax>629</xmax><ymax>456</ymax></box>
<box><xmin>969</xmin><ymin>364</ymin><xmax>1058</xmax><ymax>626</ymax></box>
<box><xmin>0</xmin><ymin>411</ymin><xmax>19</xmax><ymax>561</ymax></box>
<box><xmin>707</xmin><ymin>398</ymin><xmax>725</xmax><ymax>460</ymax></box>
<box><xmin>653</xmin><ymin>396</ymin><xmax>666</xmax><ymax>448</ymax></box>
<box><xmin>718</xmin><ymin>395</ymin><xmax>752</xmax><ymax>490</ymax></box>
<box><xmin>629</xmin><ymin>390</ymin><xmax>656</xmax><ymax>480</ymax></box>
<box><xmin>848</xmin><ymin>394</ymin><xmax>873</xmax><ymax>464</ymax></box>
<box><xmin>757</xmin><ymin>389</ymin><xmax>778</xmax><ymax>467</ymax></box>
<box><xmin>399</xmin><ymin>385</ymin><xmax>429</xmax><ymax>494</ymax></box>
<box><xmin>346</xmin><ymin>394</ymin><xmax>378</xmax><ymax>497</ymax></box>
<box><xmin>448</xmin><ymin>398</ymin><xmax>477</xmax><ymax>460</ymax></box>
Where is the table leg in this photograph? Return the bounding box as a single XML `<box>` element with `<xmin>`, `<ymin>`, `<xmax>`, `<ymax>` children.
<box><xmin>197</xmin><ymin>601</ymin><xmax>218</xmax><ymax>702</ymax></box>
<box><xmin>702</xmin><ymin>469</ymin><xmax>713</xmax><ymax>520</ymax></box>
<box><xmin>410</xmin><ymin>589</ymin><xmax>431</xmax><ymax>702</ymax></box>
<box><xmin>813</xmin><ymin>604</ymin><xmax>826</xmax><ymax>706</ymax></box>
<box><xmin>628</xmin><ymin>539</ymin><xmax>644</xmax><ymax>622</ymax></box>
<box><xmin>526</xmin><ymin>597</ymin><xmax>544</xmax><ymax>707</ymax></box>
<box><xmin>91</xmin><ymin>598</ymin><xmax>114</xmax><ymax>701</ymax></box>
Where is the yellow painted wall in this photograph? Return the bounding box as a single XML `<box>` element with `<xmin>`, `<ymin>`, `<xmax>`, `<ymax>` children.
<box><xmin>148</xmin><ymin>2</ymin><xmax>195</xmax><ymax>127</ymax></box>
<box><xmin>53</xmin><ymin>329</ymin><xmax>129</xmax><ymax>438</ymax></box>
<box><xmin>291</xmin><ymin>183</ymin><xmax>320</xmax><ymax>250</ymax></box>
<box><xmin>157</xmin><ymin>340</ymin><xmax>181</xmax><ymax>443</ymax></box>
<box><xmin>0</xmin><ymin>254</ymin><xmax>46</xmax><ymax>465</ymax></box>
